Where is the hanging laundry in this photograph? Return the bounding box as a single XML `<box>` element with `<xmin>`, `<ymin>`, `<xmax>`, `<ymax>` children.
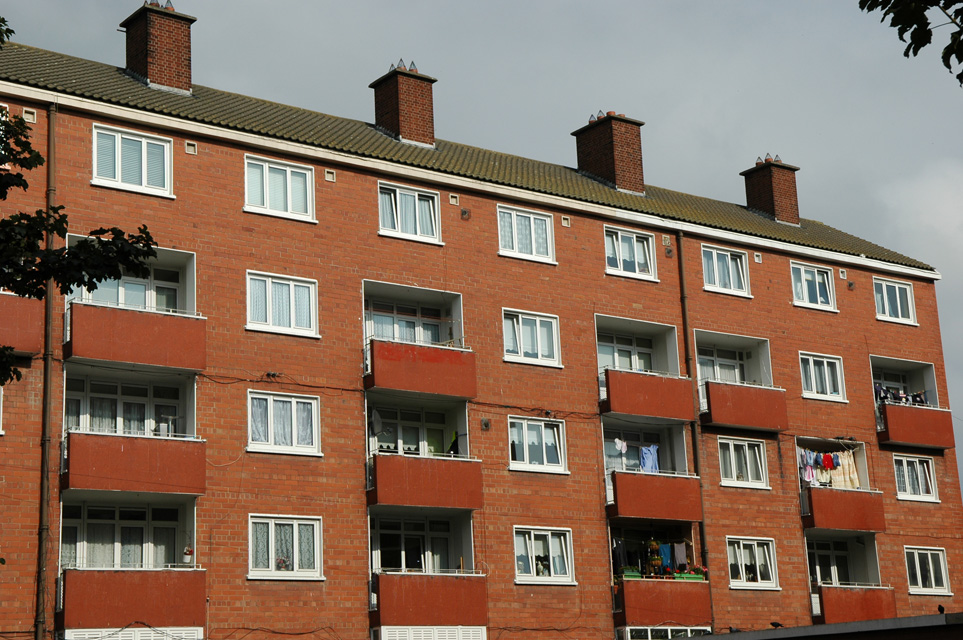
<box><xmin>640</xmin><ymin>444</ymin><xmax>659</xmax><ymax>473</ymax></box>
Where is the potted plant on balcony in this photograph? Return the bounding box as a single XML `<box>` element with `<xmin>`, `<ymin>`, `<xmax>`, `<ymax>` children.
<box><xmin>674</xmin><ymin>564</ymin><xmax>707</xmax><ymax>581</ymax></box>
<box><xmin>620</xmin><ymin>565</ymin><xmax>642</xmax><ymax>580</ymax></box>
<box><xmin>646</xmin><ymin>539</ymin><xmax>663</xmax><ymax>576</ymax></box>
<box><xmin>182</xmin><ymin>544</ymin><xmax>194</xmax><ymax>565</ymax></box>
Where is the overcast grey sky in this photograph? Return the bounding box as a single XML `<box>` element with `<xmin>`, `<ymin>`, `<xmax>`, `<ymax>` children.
<box><xmin>6</xmin><ymin>1</ymin><xmax>963</xmax><ymax>480</ymax></box>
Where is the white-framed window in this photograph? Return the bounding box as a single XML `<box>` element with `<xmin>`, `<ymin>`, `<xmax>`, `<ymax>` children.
<box><xmin>791</xmin><ymin>262</ymin><xmax>835</xmax><ymax>310</ymax></box>
<box><xmin>64</xmin><ymin>376</ymin><xmax>189</xmax><ymax>438</ymax></box>
<box><xmin>246</xmin><ymin>271</ymin><xmax>318</xmax><ymax>337</ymax></box>
<box><xmin>248</xmin><ymin>514</ymin><xmax>322</xmax><ymax>580</ymax></box>
<box><xmin>513</xmin><ymin>526</ymin><xmax>574</xmax><ymax>584</ymax></box>
<box><xmin>378</xmin><ymin>628</ymin><xmax>486</xmax><ymax>640</ymax></box>
<box><xmin>702</xmin><ymin>245</ymin><xmax>749</xmax><ymax>295</ymax></box>
<box><xmin>369</xmin><ymin>406</ymin><xmax>456</xmax><ymax>457</ymax></box>
<box><xmin>503</xmin><ymin>309</ymin><xmax>560</xmax><ymax>367</ymax></box>
<box><xmin>497</xmin><ymin>205</ymin><xmax>555</xmax><ymax>263</ymax></box>
<box><xmin>604</xmin><ymin>227</ymin><xmax>656</xmax><ymax>280</ymax></box>
<box><xmin>60</xmin><ymin>503</ymin><xmax>189</xmax><ymax>569</ymax></box>
<box><xmin>597</xmin><ymin>333</ymin><xmax>654</xmax><ymax>373</ymax></box>
<box><xmin>800</xmin><ymin>353</ymin><xmax>845</xmax><ymax>401</ymax></box>
<box><xmin>807</xmin><ymin>539</ymin><xmax>852</xmax><ymax>586</ymax></box>
<box><xmin>378</xmin><ymin>182</ymin><xmax>441</xmax><ymax>243</ymax></box>
<box><xmin>365</xmin><ymin>300</ymin><xmax>446</xmax><ymax>346</ymax></box>
<box><xmin>894</xmin><ymin>455</ymin><xmax>938</xmax><ymax>502</ymax></box>
<box><xmin>68</xmin><ymin>264</ymin><xmax>187</xmax><ymax>315</ymax></box>
<box><xmin>247</xmin><ymin>391</ymin><xmax>320</xmax><ymax>456</ymax></box>
<box><xmin>244</xmin><ymin>155</ymin><xmax>314</xmax><ymax>221</ymax></box>
<box><xmin>0</xmin><ymin>385</ymin><xmax>4</xmax><ymax>436</ymax></box>
<box><xmin>905</xmin><ymin>546</ymin><xmax>950</xmax><ymax>595</ymax></box>
<box><xmin>371</xmin><ymin>516</ymin><xmax>455</xmax><ymax>574</ymax></box>
<box><xmin>727</xmin><ymin>537</ymin><xmax>778</xmax><ymax>589</ymax></box>
<box><xmin>719</xmin><ymin>437</ymin><xmax>768</xmax><ymax>488</ymax></box>
<box><xmin>619</xmin><ymin>628</ymin><xmax>711</xmax><ymax>639</ymax></box>
<box><xmin>509</xmin><ymin>417</ymin><xmax>565</xmax><ymax>472</ymax></box>
<box><xmin>874</xmin><ymin>277</ymin><xmax>916</xmax><ymax>324</ymax></box>
<box><xmin>92</xmin><ymin>124</ymin><xmax>172</xmax><ymax>197</ymax></box>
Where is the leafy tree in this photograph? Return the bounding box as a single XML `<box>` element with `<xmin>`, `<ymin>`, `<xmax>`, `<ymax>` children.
<box><xmin>859</xmin><ymin>0</ymin><xmax>963</xmax><ymax>85</ymax></box>
<box><xmin>0</xmin><ymin>17</ymin><xmax>157</xmax><ymax>385</ymax></box>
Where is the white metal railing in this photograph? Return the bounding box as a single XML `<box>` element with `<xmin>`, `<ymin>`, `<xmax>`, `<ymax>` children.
<box><xmin>363</xmin><ymin>337</ymin><xmax>471</xmax><ymax>375</ymax></box>
<box><xmin>61</xmin><ymin>561</ymin><xmax>201</xmax><ymax>570</ymax></box>
<box><xmin>66</xmin><ymin>426</ymin><xmax>198</xmax><ymax>440</ymax></box>
<box><xmin>374</xmin><ymin>567</ymin><xmax>484</xmax><ymax>576</ymax></box>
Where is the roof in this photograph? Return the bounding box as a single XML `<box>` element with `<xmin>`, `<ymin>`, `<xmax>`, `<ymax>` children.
<box><xmin>0</xmin><ymin>42</ymin><xmax>933</xmax><ymax>272</ymax></box>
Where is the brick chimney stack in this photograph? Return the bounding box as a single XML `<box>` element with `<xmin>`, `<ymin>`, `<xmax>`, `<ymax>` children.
<box><xmin>571</xmin><ymin>112</ymin><xmax>646</xmax><ymax>194</ymax></box>
<box><xmin>120</xmin><ymin>2</ymin><xmax>197</xmax><ymax>93</ymax></box>
<box><xmin>370</xmin><ymin>61</ymin><xmax>437</xmax><ymax>146</ymax></box>
<box><xmin>740</xmin><ymin>155</ymin><xmax>800</xmax><ymax>225</ymax></box>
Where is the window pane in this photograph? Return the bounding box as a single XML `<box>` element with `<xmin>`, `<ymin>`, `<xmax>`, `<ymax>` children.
<box><xmin>730</xmin><ymin>255</ymin><xmax>745</xmax><ymax>290</ymax></box>
<box><xmin>498</xmin><ymin>211</ymin><xmax>514</xmax><ymax>250</ymax></box>
<box><xmin>250</xmin><ymin>397</ymin><xmax>269</xmax><ymax>443</ymax></box>
<box><xmin>550</xmin><ymin>533</ymin><xmax>568</xmax><ymax>576</ymax></box>
<box><xmin>293</xmin><ymin>284</ymin><xmax>312</xmax><ymax>329</ymax></box>
<box><xmin>296</xmin><ymin>401</ymin><xmax>314</xmax><ymax>447</ymax></box>
<box><xmin>153</xmin><ymin>526</ymin><xmax>176</xmax><ymax>567</ymax></box>
<box><xmin>275</xmin><ymin>523</ymin><xmax>294</xmax><ymax>571</ymax></box>
<box><xmin>720</xmin><ymin>442</ymin><xmax>733</xmax><ymax>480</ymax></box>
<box><xmin>503</xmin><ymin>315</ymin><xmax>519</xmax><ymax>355</ymax></box>
<box><xmin>702</xmin><ymin>249</ymin><xmax>716</xmax><ymax>286</ymax></box>
<box><xmin>894</xmin><ymin>459</ymin><xmax>907</xmax><ymax>493</ymax></box>
<box><xmin>123</xmin><ymin>281</ymin><xmax>147</xmax><ymax>309</ymax></box>
<box><xmin>145</xmin><ymin>141</ymin><xmax>166</xmax><ymax>188</ymax></box>
<box><xmin>748</xmin><ymin>444</ymin><xmax>763</xmax><ymax>482</ymax></box>
<box><xmin>247</xmin><ymin>162</ymin><xmax>265</xmax><ymax>206</ymax></box>
<box><xmin>90</xmin><ymin>278</ymin><xmax>119</xmax><ymax>305</ymax></box>
<box><xmin>274</xmin><ymin>399</ymin><xmax>293</xmax><ymax>447</ymax></box>
<box><xmin>431</xmin><ymin>536</ymin><xmax>449</xmax><ymax>571</ymax></box>
<box><xmin>298</xmin><ymin>523</ymin><xmax>316</xmax><ymax>570</ymax></box>
<box><xmin>521</xmin><ymin>317</ymin><xmax>538</xmax><ymax>358</ymax></box>
<box><xmin>122</xmin><ymin>402</ymin><xmax>146</xmax><ymax>435</ymax></box>
<box><xmin>509</xmin><ymin>421</ymin><xmax>524</xmax><ymax>462</ymax></box>
<box><xmin>64</xmin><ymin>398</ymin><xmax>81</xmax><ymax>431</ymax></box>
<box><xmin>898</xmin><ymin>287</ymin><xmax>911</xmax><ymax>319</ymax></box>
<box><xmin>290</xmin><ymin>170</ymin><xmax>308</xmax><ymax>214</ymax></box>
<box><xmin>886</xmin><ymin>285</ymin><xmax>899</xmax><ymax>318</ymax></box>
<box><xmin>249</xmin><ymin>278</ymin><xmax>267</xmax><ymax>323</ymax></box>
<box><xmin>816</xmin><ymin>271</ymin><xmax>830</xmax><ymax>304</ymax></box>
<box><xmin>379</xmin><ymin>532</ymin><xmax>402</xmax><ymax>569</ymax></box>
<box><xmin>544</xmin><ymin>424</ymin><xmax>560</xmax><ymax>465</ymax></box>
<box><xmin>272</xmin><ymin>281</ymin><xmax>291</xmax><ymax>327</ymax></box>
<box><xmin>791</xmin><ymin>266</ymin><xmax>803</xmax><ymax>301</ymax></box>
<box><xmin>120</xmin><ymin>136</ymin><xmax>143</xmax><ymax>185</ymax></box>
<box><xmin>399</xmin><ymin>192</ymin><xmax>417</xmax><ymax>235</ymax></box>
<box><xmin>527</xmin><ymin>423</ymin><xmax>544</xmax><ymax>465</ymax></box>
<box><xmin>514</xmin><ymin>532</ymin><xmax>532</xmax><ymax>575</ymax></box>
<box><xmin>516</xmin><ymin>214</ymin><xmax>533</xmax><ymax>255</ymax></box>
<box><xmin>906</xmin><ymin>550</ymin><xmax>919</xmax><ymax>587</ymax></box>
<box><xmin>156</xmin><ymin>285</ymin><xmax>178</xmax><ymax>312</ymax></box>
<box><xmin>533</xmin><ymin>216</ymin><xmax>549</xmax><ymax>256</ymax></box>
<box><xmin>874</xmin><ymin>281</ymin><xmax>885</xmax><ymax>314</ymax></box>
<box><xmin>417</xmin><ymin>196</ymin><xmax>435</xmax><ymax>237</ymax></box>
<box><xmin>96</xmin><ymin>131</ymin><xmax>116</xmax><ymax>179</ymax></box>
<box><xmin>87</xmin><ymin>522</ymin><xmax>115</xmax><ymax>568</ymax></box>
<box><xmin>717</xmin><ymin>253</ymin><xmax>732</xmax><ymax>289</ymax></box>
<box><xmin>268</xmin><ymin>166</ymin><xmax>287</xmax><ymax>211</ymax></box>
<box><xmin>379</xmin><ymin>189</ymin><xmax>396</xmax><ymax>230</ymax></box>
<box><xmin>813</xmin><ymin>360</ymin><xmax>827</xmax><ymax>395</ymax></box>
<box><xmin>826</xmin><ymin>361</ymin><xmax>840</xmax><ymax>395</ymax></box>
<box><xmin>620</xmin><ymin>233</ymin><xmax>636</xmax><ymax>272</ymax></box>
<box><xmin>252</xmin><ymin>523</ymin><xmax>270</xmax><ymax>568</ymax></box>
<box><xmin>538</xmin><ymin>319</ymin><xmax>555</xmax><ymax>360</ymax></box>
<box><xmin>90</xmin><ymin>397</ymin><xmax>117</xmax><ymax>433</ymax></box>
<box><xmin>120</xmin><ymin>526</ymin><xmax>144</xmax><ymax>568</ymax></box>
<box><xmin>604</xmin><ymin>231</ymin><xmax>619</xmax><ymax>269</ymax></box>
<box><xmin>402</xmin><ymin>426</ymin><xmax>420</xmax><ymax>454</ymax></box>
<box><xmin>635</xmin><ymin>237</ymin><xmax>650</xmax><ymax>273</ymax></box>
<box><xmin>61</xmin><ymin>526</ymin><xmax>78</xmax><ymax>567</ymax></box>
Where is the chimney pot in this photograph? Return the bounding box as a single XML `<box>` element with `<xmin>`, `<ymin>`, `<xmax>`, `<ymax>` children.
<box><xmin>571</xmin><ymin>112</ymin><xmax>646</xmax><ymax>194</ymax></box>
<box><xmin>121</xmin><ymin>3</ymin><xmax>196</xmax><ymax>92</ymax></box>
<box><xmin>740</xmin><ymin>156</ymin><xmax>800</xmax><ymax>224</ymax></box>
<box><xmin>370</xmin><ymin>63</ymin><xmax>438</xmax><ymax>146</ymax></box>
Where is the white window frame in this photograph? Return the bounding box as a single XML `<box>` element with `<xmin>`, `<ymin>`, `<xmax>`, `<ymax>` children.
<box><xmin>620</xmin><ymin>628</ymin><xmax>712</xmax><ymax>639</ymax></box>
<box><xmin>497</xmin><ymin>205</ymin><xmax>556</xmax><ymax>264</ymax></box>
<box><xmin>378</xmin><ymin>627</ymin><xmax>487</xmax><ymax>640</ymax></box>
<box><xmin>369</xmin><ymin>406</ymin><xmax>455</xmax><ymax>458</ymax></box>
<box><xmin>508</xmin><ymin>417</ymin><xmax>567</xmax><ymax>474</ymax></box>
<box><xmin>243</xmin><ymin>155</ymin><xmax>315</xmax><ymax>222</ymax></box>
<box><xmin>894</xmin><ymin>454</ymin><xmax>938</xmax><ymax>502</ymax></box>
<box><xmin>377</xmin><ymin>182</ymin><xmax>442</xmax><ymax>244</ymax></box>
<box><xmin>91</xmin><ymin>124</ymin><xmax>173</xmax><ymax>198</ymax></box>
<box><xmin>248</xmin><ymin>514</ymin><xmax>323</xmax><ymax>580</ymax></box>
<box><xmin>701</xmin><ymin>244</ymin><xmax>750</xmax><ymax>296</ymax></box>
<box><xmin>365</xmin><ymin>299</ymin><xmax>448</xmax><ymax>347</ymax></box>
<box><xmin>874</xmin><ymin>277</ymin><xmax>917</xmax><ymax>325</ymax></box>
<box><xmin>63</xmin><ymin>375</ymin><xmax>189</xmax><ymax>439</ymax></box>
<box><xmin>791</xmin><ymin>261</ymin><xmax>837</xmax><ymax>311</ymax></box>
<box><xmin>245</xmin><ymin>271</ymin><xmax>319</xmax><ymax>338</ymax></box>
<box><xmin>68</xmin><ymin>264</ymin><xmax>188</xmax><ymax>316</ymax></box>
<box><xmin>247</xmin><ymin>390</ymin><xmax>321</xmax><ymax>456</ymax></box>
<box><xmin>370</xmin><ymin>516</ymin><xmax>457</xmax><ymax>574</ymax></box>
<box><xmin>718</xmin><ymin>437</ymin><xmax>769</xmax><ymax>489</ymax></box>
<box><xmin>513</xmin><ymin>526</ymin><xmax>575</xmax><ymax>585</ymax></box>
<box><xmin>905</xmin><ymin>546</ymin><xmax>951</xmax><ymax>595</ymax></box>
<box><xmin>727</xmin><ymin>536</ymin><xmax>779</xmax><ymax>590</ymax></box>
<box><xmin>0</xmin><ymin>385</ymin><xmax>4</xmax><ymax>436</ymax></box>
<box><xmin>800</xmin><ymin>352</ymin><xmax>846</xmax><ymax>402</ymax></box>
<box><xmin>603</xmin><ymin>226</ymin><xmax>657</xmax><ymax>281</ymax></box>
<box><xmin>502</xmin><ymin>308</ymin><xmax>561</xmax><ymax>367</ymax></box>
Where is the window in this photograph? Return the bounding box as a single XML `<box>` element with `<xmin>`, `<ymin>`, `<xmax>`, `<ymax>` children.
<box><xmin>244</xmin><ymin>156</ymin><xmax>313</xmax><ymax>220</ymax></box>
<box><xmin>509</xmin><ymin>417</ymin><xmax>565</xmax><ymax>472</ymax></box>
<box><xmin>620</xmin><ymin>628</ymin><xmax>711</xmax><ymax>639</ymax></box>
<box><xmin>874</xmin><ymin>277</ymin><xmax>916</xmax><ymax>323</ymax></box>
<box><xmin>807</xmin><ymin>539</ymin><xmax>851</xmax><ymax>586</ymax></box>
<box><xmin>0</xmin><ymin>385</ymin><xmax>4</xmax><ymax>435</ymax></box>
<box><xmin>497</xmin><ymin>206</ymin><xmax>555</xmax><ymax>262</ymax></box>
<box><xmin>246</xmin><ymin>271</ymin><xmax>318</xmax><ymax>337</ymax></box>
<box><xmin>800</xmin><ymin>353</ymin><xmax>845</xmax><ymax>401</ymax></box>
<box><xmin>248</xmin><ymin>391</ymin><xmax>320</xmax><ymax>455</ymax></box>
<box><xmin>378</xmin><ymin>183</ymin><xmax>440</xmax><ymax>242</ymax></box>
<box><xmin>702</xmin><ymin>245</ymin><xmax>748</xmax><ymax>295</ymax></box>
<box><xmin>371</xmin><ymin>517</ymin><xmax>456</xmax><ymax>574</ymax></box>
<box><xmin>365</xmin><ymin>300</ymin><xmax>447</xmax><ymax>346</ymax></box>
<box><xmin>513</xmin><ymin>527</ymin><xmax>574</xmax><ymax>584</ymax></box>
<box><xmin>604</xmin><ymin>227</ymin><xmax>656</xmax><ymax>279</ymax></box>
<box><xmin>503</xmin><ymin>309</ymin><xmax>560</xmax><ymax>366</ymax></box>
<box><xmin>727</xmin><ymin>537</ymin><xmax>778</xmax><ymax>589</ymax></box>
<box><xmin>369</xmin><ymin>407</ymin><xmax>457</xmax><ymax>457</ymax></box>
<box><xmin>64</xmin><ymin>376</ymin><xmax>189</xmax><ymax>438</ymax></box>
<box><xmin>93</xmin><ymin>124</ymin><xmax>172</xmax><ymax>196</ymax></box>
<box><xmin>791</xmin><ymin>262</ymin><xmax>835</xmax><ymax>309</ymax></box>
<box><xmin>68</xmin><ymin>264</ymin><xmax>187</xmax><ymax>315</ymax></box>
<box><xmin>249</xmin><ymin>515</ymin><xmax>322</xmax><ymax>580</ymax></box>
<box><xmin>597</xmin><ymin>333</ymin><xmax>653</xmax><ymax>373</ymax></box>
<box><xmin>60</xmin><ymin>504</ymin><xmax>189</xmax><ymax>569</ymax></box>
<box><xmin>894</xmin><ymin>455</ymin><xmax>937</xmax><ymax>501</ymax></box>
<box><xmin>378</xmin><ymin>628</ymin><xmax>486</xmax><ymax>640</ymax></box>
<box><xmin>719</xmin><ymin>437</ymin><xmax>768</xmax><ymax>488</ymax></box>
<box><xmin>905</xmin><ymin>547</ymin><xmax>950</xmax><ymax>594</ymax></box>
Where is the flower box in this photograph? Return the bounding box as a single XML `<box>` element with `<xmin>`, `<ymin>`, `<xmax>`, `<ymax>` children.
<box><xmin>673</xmin><ymin>573</ymin><xmax>705</xmax><ymax>581</ymax></box>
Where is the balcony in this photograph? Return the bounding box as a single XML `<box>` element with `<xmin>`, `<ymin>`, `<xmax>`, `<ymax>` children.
<box><xmin>62</xmin><ymin>431</ymin><xmax>206</xmax><ymax>495</ymax></box>
<box><xmin>700</xmin><ymin>381</ymin><xmax>788</xmax><ymax>432</ymax></box>
<box><xmin>64</xmin><ymin>302</ymin><xmax>206</xmax><ymax>371</ymax></box>
<box><xmin>370</xmin><ymin>572</ymin><xmax>487</xmax><ymax>628</ymax></box>
<box><xmin>815</xmin><ymin>585</ymin><xmax>896</xmax><ymax>624</ymax></box>
<box><xmin>877</xmin><ymin>402</ymin><xmax>955</xmax><ymax>449</ymax></box>
<box><xmin>607</xmin><ymin>472</ymin><xmax>702</xmax><ymax>522</ymax></box>
<box><xmin>364</xmin><ymin>339</ymin><xmax>477</xmax><ymax>399</ymax></box>
<box><xmin>614</xmin><ymin>577</ymin><xmax>711</xmax><ymax>627</ymax></box>
<box><xmin>59</xmin><ymin>568</ymin><xmax>205</xmax><ymax>630</ymax></box>
<box><xmin>803</xmin><ymin>487</ymin><xmax>885</xmax><ymax>532</ymax></box>
<box><xmin>0</xmin><ymin>294</ymin><xmax>43</xmax><ymax>354</ymax></box>
<box><xmin>600</xmin><ymin>370</ymin><xmax>695</xmax><ymax>422</ymax></box>
<box><xmin>368</xmin><ymin>454</ymin><xmax>482</xmax><ymax>510</ymax></box>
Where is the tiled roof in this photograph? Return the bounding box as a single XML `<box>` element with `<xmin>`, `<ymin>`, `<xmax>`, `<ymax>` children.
<box><xmin>0</xmin><ymin>42</ymin><xmax>932</xmax><ymax>272</ymax></box>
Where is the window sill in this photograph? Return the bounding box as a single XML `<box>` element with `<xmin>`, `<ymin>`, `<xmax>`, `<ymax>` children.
<box><xmin>720</xmin><ymin>481</ymin><xmax>771</xmax><ymax>491</ymax></box>
<box><xmin>503</xmin><ymin>355</ymin><xmax>563</xmax><ymax>369</ymax></box>
<box><xmin>90</xmin><ymin>178</ymin><xmax>175</xmax><ymax>200</ymax></box>
<box><xmin>908</xmin><ymin>589</ymin><xmax>953</xmax><ymax>597</ymax></box>
<box><xmin>792</xmin><ymin>301</ymin><xmax>839</xmax><ymax>313</ymax></box>
<box><xmin>509</xmin><ymin>464</ymin><xmax>570</xmax><ymax>476</ymax></box>
<box><xmin>247</xmin><ymin>446</ymin><xmax>324</xmax><ymax>458</ymax></box>
<box><xmin>498</xmin><ymin>250</ymin><xmax>557</xmax><ymax>266</ymax></box>
<box><xmin>801</xmin><ymin>393</ymin><xmax>849</xmax><ymax>404</ymax></box>
<box><xmin>702</xmin><ymin>285</ymin><xmax>752</xmax><ymax>299</ymax></box>
<box><xmin>378</xmin><ymin>229</ymin><xmax>444</xmax><ymax>246</ymax></box>
<box><xmin>604</xmin><ymin>269</ymin><xmax>659</xmax><ymax>284</ymax></box>
<box><xmin>896</xmin><ymin>495</ymin><xmax>940</xmax><ymax>504</ymax></box>
<box><xmin>729</xmin><ymin>584</ymin><xmax>781</xmax><ymax>591</ymax></box>
<box><xmin>876</xmin><ymin>316</ymin><xmax>919</xmax><ymax>327</ymax></box>
<box><xmin>243</xmin><ymin>205</ymin><xmax>318</xmax><ymax>224</ymax></box>
<box><xmin>514</xmin><ymin>578</ymin><xmax>577</xmax><ymax>586</ymax></box>
<box><xmin>245</xmin><ymin>325</ymin><xmax>321</xmax><ymax>339</ymax></box>
<box><xmin>247</xmin><ymin>573</ymin><xmax>325</xmax><ymax>581</ymax></box>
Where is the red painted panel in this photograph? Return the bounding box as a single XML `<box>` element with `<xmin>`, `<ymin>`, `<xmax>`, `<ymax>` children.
<box><xmin>63</xmin><ymin>431</ymin><xmax>206</xmax><ymax>495</ymax></box>
<box><xmin>879</xmin><ymin>403</ymin><xmax>955</xmax><ymax>449</ymax></box>
<box><xmin>373</xmin><ymin>573</ymin><xmax>487</xmax><ymax>627</ymax></box>
<box><xmin>601</xmin><ymin>370</ymin><xmax>695</xmax><ymax>421</ymax></box>
<box><xmin>367</xmin><ymin>454</ymin><xmax>482</xmax><ymax>509</ymax></box>
<box><xmin>61</xmin><ymin>569</ymin><xmax>206</xmax><ymax>629</ymax></box>
<box><xmin>701</xmin><ymin>382</ymin><xmax>788</xmax><ymax>431</ymax></box>
<box><xmin>615</xmin><ymin>577</ymin><xmax>711</xmax><ymax>627</ymax></box>
<box><xmin>818</xmin><ymin>585</ymin><xmax>897</xmax><ymax>624</ymax></box>
<box><xmin>364</xmin><ymin>340</ymin><xmax>476</xmax><ymax>398</ymax></box>
<box><xmin>0</xmin><ymin>294</ymin><xmax>44</xmax><ymax>354</ymax></box>
<box><xmin>609</xmin><ymin>472</ymin><xmax>702</xmax><ymax>521</ymax></box>
<box><xmin>65</xmin><ymin>303</ymin><xmax>206</xmax><ymax>370</ymax></box>
<box><xmin>803</xmin><ymin>487</ymin><xmax>885</xmax><ymax>532</ymax></box>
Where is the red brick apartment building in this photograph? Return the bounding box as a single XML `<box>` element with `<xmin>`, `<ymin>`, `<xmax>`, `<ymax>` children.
<box><xmin>1</xmin><ymin>4</ymin><xmax>961</xmax><ymax>640</ymax></box>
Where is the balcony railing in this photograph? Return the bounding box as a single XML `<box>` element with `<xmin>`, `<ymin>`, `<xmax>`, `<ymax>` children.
<box><xmin>363</xmin><ymin>338</ymin><xmax>477</xmax><ymax>399</ymax></box>
<box><xmin>876</xmin><ymin>401</ymin><xmax>955</xmax><ymax>449</ymax></box>
<box><xmin>699</xmin><ymin>379</ymin><xmax>788</xmax><ymax>431</ymax></box>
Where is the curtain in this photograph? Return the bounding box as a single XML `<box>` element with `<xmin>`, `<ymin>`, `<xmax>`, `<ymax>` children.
<box><xmin>717</xmin><ymin>253</ymin><xmax>732</xmax><ymax>289</ymax></box>
<box><xmin>249</xmin><ymin>278</ymin><xmax>267</xmax><ymax>323</ymax></box>
<box><xmin>514</xmin><ymin>532</ymin><xmax>532</xmax><ymax>575</ymax></box>
<box><xmin>274</xmin><ymin>399</ymin><xmax>293</xmax><ymax>447</ymax></box>
<box><xmin>527</xmin><ymin>423</ymin><xmax>544</xmax><ymax>465</ymax></box>
<box><xmin>431</xmin><ymin>536</ymin><xmax>449</xmax><ymax>572</ymax></box>
<box><xmin>293</xmin><ymin>284</ymin><xmax>312</xmax><ymax>329</ymax></box>
<box><xmin>290</xmin><ymin>171</ymin><xmax>308</xmax><ymax>214</ymax></box>
<box><xmin>604</xmin><ymin>232</ymin><xmax>619</xmax><ymax>269</ymax></box>
<box><xmin>635</xmin><ymin>237</ymin><xmax>650</xmax><ymax>273</ymax></box>
<box><xmin>730</xmin><ymin>255</ymin><xmax>745</xmax><ymax>290</ymax></box>
<box><xmin>498</xmin><ymin>211</ymin><xmax>514</xmax><ymax>250</ymax></box>
<box><xmin>298</xmin><ymin>523</ymin><xmax>316</xmax><ymax>570</ymax></box>
<box><xmin>123</xmin><ymin>402</ymin><xmax>146</xmax><ymax>435</ymax></box>
<box><xmin>90</xmin><ymin>398</ymin><xmax>117</xmax><ymax>433</ymax></box>
<box><xmin>544</xmin><ymin>425</ymin><xmax>560</xmax><ymax>465</ymax></box>
<box><xmin>550</xmin><ymin>533</ymin><xmax>568</xmax><ymax>576</ymax></box>
<box><xmin>296</xmin><ymin>401</ymin><xmax>314</xmax><ymax>447</ymax></box>
<box><xmin>272</xmin><ymin>281</ymin><xmax>291</xmax><ymax>327</ymax></box>
<box><xmin>398</xmin><ymin>319</ymin><xmax>416</xmax><ymax>343</ymax></box>
<box><xmin>275</xmin><ymin>523</ymin><xmax>294</xmax><ymax>571</ymax></box>
<box><xmin>86</xmin><ymin>523</ymin><xmax>115</xmax><ymax>568</ymax></box>
<box><xmin>509</xmin><ymin>421</ymin><xmax>524</xmax><ymax>462</ymax></box>
<box><xmin>64</xmin><ymin>398</ymin><xmax>81</xmax><ymax>431</ymax></box>
<box><xmin>399</xmin><ymin>192</ymin><xmax>417</xmax><ymax>235</ymax></box>
<box><xmin>532</xmin><ymin>534</ymin><xmax>549</xmax><ymax>576</ymax></box>
<box><xmin>153</xmin><ymin>526</ymin><xmax>176</xmax><ymax>567</ymax></box>
<box><xmin>417</xmin><ymin>196</ymin><xmax>435</xmax><ymax>237</ymax></box>
<box><xmin>250</xmin><ymin>397</ymin><xmax>269</xmax><ymax>443</ymax></box>
<box><xmin>251</xmin><ymin>521</ymin><xmax>269</xmax><ymax>569</ymax></box>
<box><xmin>145</xmin><ymin>141</ymin><xmax>166</xmax><ymax>188</ymax></box>
<box><xmin>898</xmin><ymin>287</ymin><xmax>910</xmax><ymax>318</ymax></box>
<box><xmin>533</xmin><ymin>217</ymin><xmax>549</xmax><ymax>256</ymax></box>
<box><xmin>516</xmin><ymin>214</ymin><xmax>533</xmax><ymax>254</ymax></box>
<box><xmin>720</xmin><ymin>442</ymin><xmax>733</xmax><ymax>480</ymax></box>
<box><xmin>702</xmin><ymin>250</ymin><xmax>716</xmax><ymax>286</ymax></box>
<box><xmin>120</xmin><ymin>526</ymin><xmax>144</xmax><ymax>568</ymax></box>
<box><xmin>521</xmin><ymin>317</ymin><xmax>538</xmax><ymax>358</ymax></box>
<box><xmin>268</xmin><ymin>166</ymin><xmax>287</xmax><ymax>211</ymax></box>
<box><xmin>246</xmin><ymin>162</ymin><xmax>265</xmax><ymax>206</ymax></box>
<box><xmin>503</xmin><ymin>316</ymin><xmax>519</xmax><ymax>355</ymax></box>
<box><xmin>538</xmin><ymin>319</ymin><xmax>555</xmax><ymax>359</ymax></box>
<box><xmin>120</xmin><ymin>136</ymin><xmax>142</xmax><ymax>185</ymax></box>
<box><xmin>96</xmin><ymin>131</ymin><xmax>116</xmax><ymax>179</ymax></box>
<box><xmin>61</xmin><ymin>526</ymin><xmax>78</xmax><ymax>568</ymax></box>
<box><xmin>620</xmin><ymin>233</ymin><xmax>636</xmax><ymax>272</ymax></box>
<box><xmin>816</xmin><ymin>270</ymin><xmax>831</xmax><ymax>304</ymax></box>
<box><xmin>379</xmin><ymin>189</ymin><xmax>397</xmax><ymax>230</ymax></box>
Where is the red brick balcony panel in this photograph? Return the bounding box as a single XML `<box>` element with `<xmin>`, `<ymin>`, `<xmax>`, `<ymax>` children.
<box><xmin>701</xmin><ymin>382</ymin><xmax>788</xmax><ymax>431</ymax></box>
<box><xmin>0</xmin><ymin>294</ymin><xmax>43</xmax><ymax>354</ymax></box>
<box><xmin>65</xmin><ymin>303</ymin><xmax>206</xmax><ymax>371</ymax></box>
<box><xmin>601</xmin><ymin>370</ymin><xmax>695</xmax><ymax>421</ymax></box>
<box><xmin>371</xmin><ymin>573</ymin><xmax>487</xmax><ymax>627</ymax></box>
<box><xmin>818</xmin><ymin>585</ymin><xmax>896</xmax><ymax>624</ymax></box>
<box><xmin>615</xmin><ymin>578</ymin><xmax>711</xmax><ymax>627</ymax></box>
<box><xmin>879</xmin><ymin>403</ymin><xmax>955</xmax><ymax>449</ymax></box>
<box><xmin>608</xmin><ymin>472</ymin><xmax>702</xmax><ymax>522</ymax></box>
<box><xmin>803</xmin><ymin>488</ymin><xmax>885</xmax><ymax>532</ymax></box>
<box><xmin>60</xmin><ymin>569</ymin><xmax>205</xmax><ymax>629</ymax></box>
<box><xmin>63</xmin><ymin>431</ymin><xmax>206</xmax><ymax>495</ymax></box>
<box><xmin>364</xmin><ymin>340</ymin><xmax>476</xmax><ymax>399</ymax></box>
<box><xmin>367</xmin><ymin>455</ymin><xmax>482</xmax><ymax>510</ymax></box>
